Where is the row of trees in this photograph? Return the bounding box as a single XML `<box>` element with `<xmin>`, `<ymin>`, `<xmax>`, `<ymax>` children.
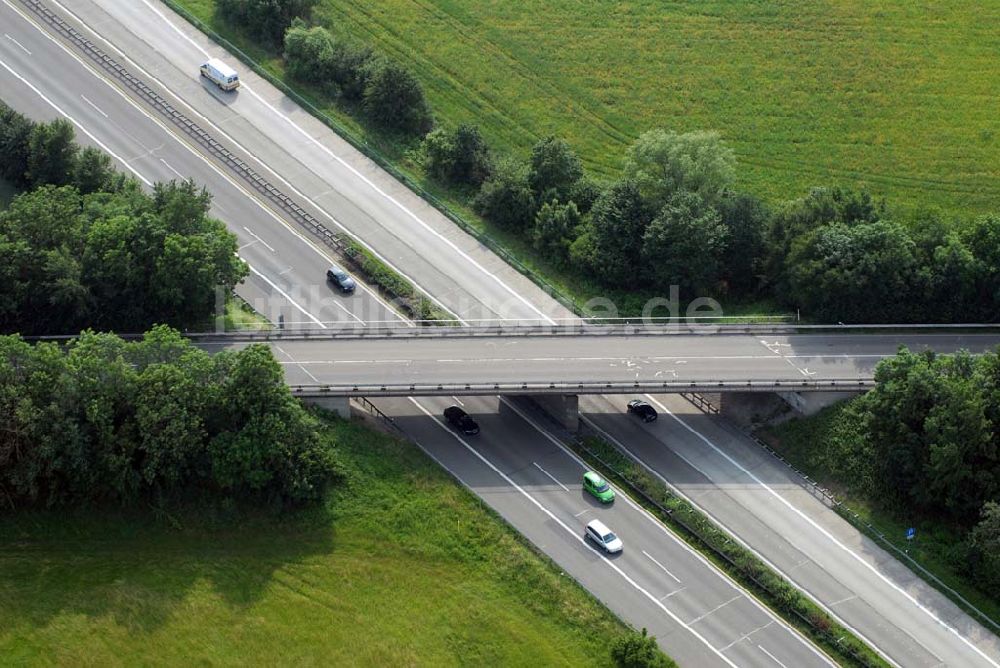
<box><xmin>1</xmin><ymin>103</ymin><xmax>121</xmax><ymax>194</ymax></box>
<box><xmin>425</xmin><ymin>120</ymin><xmax>1000</xmax><ymax>322</ymax></box>
<box><xmin>283</xmin><ymin>20</ymin><xmax>432</xmax><ymax>135</ymax></box>
<box><xmin>859</xmin><ymin>348</ymin><xmax>1000</xmax><ymax>592</ymax></box>
<box><xmin>0</xmin><ymin>327</ymin><xmax>341</xmax><ymax>508</ymax></box>
<box><xmin>219</xmin><ymin>1</ymin><xmax>433</xmax><ymax>135</ymax></box>
<box><xmin>0</xmin><ymin>104</ymin><xmax>247</xmax><ymax>335</ymax></box>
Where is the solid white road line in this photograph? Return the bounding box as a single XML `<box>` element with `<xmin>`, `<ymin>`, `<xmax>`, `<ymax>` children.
<box><xmin>532</xmin><ymin>462</ymin><xmax>569</xmax><ymax>492</ymax></box>
<box><xmin>132</xmin><ymin>0</ymin><xmax>553</xmax><ymax>324</ymax></box>
<box><xmin>502</xmin><ymin>397</ymin><xmax>838</xmax><ymax>667</ymax></box>
<box><xmin>0</xmin><ymin>54</ymin><xmax>152</xmax><ymax>186</ymax></box>
<box><xmin>49</xmin><ymin>0</ymin><xmax>455</xmax><ymax>325</ymax></box>
<box><xmin>582</xmin><ymin>411</ymin><xmax>894</xmax><ymax>668</ymax></box>
<box><xmin>642</xmin><ymin>550</ymin><xmax>682</xmax><ymax>584</ymax></box>
<box><xmin>642</xmin><ymin>393</ymin><xmax>997</xmax><ymax>667</ymax></box>
<box><xmin>246</xmin><ymin>262</ymin><xmax>325</xmax><ymax>329</ymax></box>
<box><xmin>407</xmin><ymin>397</ymin><xmax>738</xmax><ymax>668</ymax></box>
<box><xmin>4</xmin><ymin>0</ymin><xmax>405</xmax><ymax>325</ymax></box>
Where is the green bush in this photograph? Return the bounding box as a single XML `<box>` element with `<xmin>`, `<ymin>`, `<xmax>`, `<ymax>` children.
<box><xmin>217</xmin><ymin>0</ymin><xmax>315</xmax><ymax>46</ymax></box>
<box><xmin>0</xmin><ymin>327</ymin><xmax>341</xmax><ymax>508</ymax></box>
<box><xmin>610</xmin><ymin>628</ymin><xmax>675</xmax><ymax>668</ymax></box>
<box><xmin>362</xmin><ymin>58</ymin><xmax>433</xmax><ymax>135</ymax></box>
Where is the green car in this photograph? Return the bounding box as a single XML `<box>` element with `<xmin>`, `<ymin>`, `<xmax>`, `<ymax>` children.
<box><xmin>583</xmin><ymin>471</ymin><xmax>615</xmax><ymax>503</ymax></box>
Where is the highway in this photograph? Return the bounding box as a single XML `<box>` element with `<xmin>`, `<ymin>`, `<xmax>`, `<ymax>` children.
<box><xmin>0</xmin><ymin>1</ymin><xmax>831</xmax><ymax>664</ymax></box>
<box><xmin>200</xmin><ymin>332</ymin><xmax>1000</xmax><ymax>390</ymax></box>
<box><xmin>4</xmin><ymin>0</ymin><xmax>1000</xmax><ymax>665</ymax></box>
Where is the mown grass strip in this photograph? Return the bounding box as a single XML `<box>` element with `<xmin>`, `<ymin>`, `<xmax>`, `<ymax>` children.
<box><xmin>570</xmin><ymin>433</ymin><xmax>890</xmax><ymax>668</ymax></box>
<box><xmin>0</xmin><ymin>413</ymin><xmax>660</xmax><ymax>666</ymax></box>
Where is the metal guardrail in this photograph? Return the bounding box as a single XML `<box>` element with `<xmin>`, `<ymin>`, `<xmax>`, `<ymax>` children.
<box><xmin>184</xmin><ymin>321</ymin><xmax>1000</xmax><ymax>342</ymax></box>
<box><xmin>18</xmin><ymin>0</ymin><xmax>442</xmax><ymax>323</ymax></box>
<box><xmin>289</xmin><ymin>378</ymin><xmax>875</xmax><ymax>397</ymax></box>
<box><xmin>21</xmin><ymin>321</ymin><xmax>1000</xmax><ymax>343</ymax></box>
<box><xmin>157</xmin><ymin>0</ymin><xmax>583</xmax><ymax>318</ymax></box>
<box><xmin>743</xmin><ymin>426</ymin><xmax>1000</xmax><ymax>635</ymax></box>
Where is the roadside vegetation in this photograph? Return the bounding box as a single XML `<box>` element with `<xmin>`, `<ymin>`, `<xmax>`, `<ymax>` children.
<box><xmin>762</xmin><ymin>347</ymin><xmax>1000</xmax><ymax>626</ymax></box>
<box><xmin>0</xmin><ymin>411</ymin><xmax>672</xmax><ymax>666</ymax></box>
<box><xmin>573</xmin><ymin>435</ymin><xmax>886</xmax><ymax>667</ymax></box>
<box><xmin>0</xmin><ymin>327</ymin><xmax>340</xmax><ymax>509</ymax></box>
<box><xmin>0</xmin><ymin>102</ymin><xmax>248</xmax><ymax>335</ymax></box>
<box><xmin>167</xmin><ymin>1</ymin><xmax>1000</xmax><ymax>323</ymax></box>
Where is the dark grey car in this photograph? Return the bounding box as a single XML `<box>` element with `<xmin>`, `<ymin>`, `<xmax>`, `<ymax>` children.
<box><xmin>326</xmin><ymin>265</ymin><xmax>356</xmax><ymax>293</ymax></box>
<box><xmin>627</xmin><ymin>399</ymin><xmax>657</xmax><ymax>422</ymax></box>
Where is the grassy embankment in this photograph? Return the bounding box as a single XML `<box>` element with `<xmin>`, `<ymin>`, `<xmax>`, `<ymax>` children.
<box><xmin>0</xmin><ymin>415</ymin><xmax>647</xmax><ymax>665</ymax></box>
<box><xmin>761</xmin><ymin>400</ymin><xmax>1000</xmax><ymax>629</ymax></box>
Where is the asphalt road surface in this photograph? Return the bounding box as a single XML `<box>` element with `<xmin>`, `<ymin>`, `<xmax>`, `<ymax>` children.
<box><xmin>6</xmin><ymin>0</ymin><xmax>1000</xmax><ymax>665</ymax></box>
<box><xmin>0</xmin><ymin>2</ymin><xmax>827</xmax><ymax>663</ymax></box>
<box><xmin>377</xmin><ymin>395</ymin><xmax>835</xmax><ymax>668</ymax></box>
<box><xmin>0</xmin><ymin>0</ymin><xmax>401</xmax><ymax>329</ymax></box>
<box><xmin>201</xmin><ymin>332</ymin><xmax>1000</xmax><ymax>388</ymax></box>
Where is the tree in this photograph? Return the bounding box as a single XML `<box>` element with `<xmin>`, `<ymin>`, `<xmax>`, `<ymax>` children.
<box><xmin>766</xmin><ymin>187</ymin><xmax>885</xmax><ymax>285</ymax></box>
<box><xmin>473</xmin><ymin>158</ymin><xmax>536</xmax><ymax>230</ymax></box>
<box><xmin>920</xmin><ymin>356</ymin><xmax>998</xmax><ymax>519</ymax></box>
<box><xmin>865</xmin><ymin>348</ymin><xmax>944</xmax><ymax>510</ymax></box>
<box><xmin>923</xmin><ymin>233</ymin><xmax>980</xmax><ymax>322</ymax></box>
<box><xmin>329</xmin><ymin>41</ymin><xmax>375</xmax><ymax>100</ymax></box>
<box><xmin>528</xmin><ymin>136</ymin><xmax>583</xmax><ymax>201</ymax></box>
<box><xmin>623</xmin><ymin>129</ymin><xmax>735</xmax><ymax>209</ymax></box>
<box><xmin>967</xmin><ymin>502</ymin><xmax>1000</xmax><ymax>592</ymax></box>
<box><xmin>26</xmin><ymin>119</ymin><xmax>78</xmax><ymax>188</ymax></box>
<box><xmin>73</xmin><ymin>146</ymin><xmax>119</xmax><ymax>195</ymax></box>
<box><xmin>587</xmin><ymin>179</ymin><xmax>651</xmax><ymax>287</ymax></box>
<box><xmin>283</xmin><ymin>20</ymin><xmax>336</xmax><ymax>89</ymax></box>
<box><xmin>422</xmin><ymin>123</ymin><xmax>492</xmax><ymax>186</ymax></box>
<box><xmin>610</xmin><ymin>628</ymin><xmax>674</xmax><ymax>668</ymax></box>
<box><xmin>217</xmin><ymin>0</ymin><xmax>316</xmax><ymax>46</ymax></box>
<box><xmin>532</xmin><ymin>199</ymin><xmax>580</xmax><ymax>265</ymax></box>
<box><xmin>0</xmin><ymin>103</ymin><xmax>35</xmax><ymax>187</ymax></box>
<box><xmin>362</xmin><ymin>58</ymin><xmax>432</xmax><ymax>135</ymax></box>
<box><xmin>963</xmin><ymin>214</ymin><xmax>1000</xmax><ymax>321</ymax></box>
<box><xmin>717</xmin><ymin>191</ymin><xmax>768</xmax><ymax>295</ymax></box>
<box><xmin>642</xmin><ymin>190</ymin><xmax>728</xmax><ymax>295</ymax></box>
<box><xmin>786</xmin><ymin>221</ymin><xmax>919</xmax><ymax>323</ymax></box>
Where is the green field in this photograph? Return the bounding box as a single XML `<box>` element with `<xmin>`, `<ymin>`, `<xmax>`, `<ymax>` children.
<box><xmin>309</xmin><ymin>0</ymin><xmax>1000</xmax><ymax>216</ymax></box>
<box><xmin>0</xmin><ymin>415</ymin><xmax>637</xmax><ymax>666</ymax></box>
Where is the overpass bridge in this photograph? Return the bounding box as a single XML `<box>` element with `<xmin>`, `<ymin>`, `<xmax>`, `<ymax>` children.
<box><xmin>196</xmin><ymin>326</ymin><xmax>1000</xmax><ymax>400</ymax></box>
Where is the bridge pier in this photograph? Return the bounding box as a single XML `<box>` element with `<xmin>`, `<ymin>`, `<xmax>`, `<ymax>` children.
<box><xmin>300</xmin><ymin>395</ymin><xmax>352</xmax><ymax>420</ymax></box>
<box><xmin>522</xmin><ymin>394</ymin><xmax>579</xmax><ymax>432</ymax></box>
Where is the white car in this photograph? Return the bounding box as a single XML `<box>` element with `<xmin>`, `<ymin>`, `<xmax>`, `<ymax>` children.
<box><xmin>585</xmin><ymin>519</ymin><xmax>623</xmax><ymax>553</ymax></box>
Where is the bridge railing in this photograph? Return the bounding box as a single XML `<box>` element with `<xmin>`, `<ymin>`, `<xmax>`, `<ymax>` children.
<box><xmin>182</xmin><ymin>320</ymin><xmax>1000</xmax><ymax>343</ymax></box>
<box><xmin>289</xmin><ymin>378</ymin><xmax>875</xmax><ymax>397</ymax></box>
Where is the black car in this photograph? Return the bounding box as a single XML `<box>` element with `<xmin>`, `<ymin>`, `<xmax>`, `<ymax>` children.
<box><xmin>626</xmin><ymin>399</ymin><xmax>657</xmax><ymax>423</ymax></box>
<box><xmin>326</xmin><ymin>265</ymin><xmax>356</xmax><ymax>293</ymax></box>
<box><xmin>444</xmin><ymin>405</ymin><xmax>480</xmax><ymax>435</ymax></box>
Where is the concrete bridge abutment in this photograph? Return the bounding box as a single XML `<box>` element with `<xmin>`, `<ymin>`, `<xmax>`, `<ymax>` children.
<box><xmin>521</xmin><ymin>394</ymin><xmax>580</xmax><ymax>432</ymax></box>
<box><xmin>300</xmin><ymin>395</ymin><xmax>352</xmax><ymax>420</ymax></box>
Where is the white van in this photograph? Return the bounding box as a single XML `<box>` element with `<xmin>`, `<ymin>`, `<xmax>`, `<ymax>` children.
<box><xmin>200</xmin><ymin>58</ymin><xmax>240</xmax><ymax>91</ymax></box>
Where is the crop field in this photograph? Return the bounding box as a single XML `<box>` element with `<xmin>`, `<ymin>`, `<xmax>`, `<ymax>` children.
<box><xmin>311</xmin><ymin>0</ymin><xmax>1000</xmax><ymax>216</ymax></box>
<box><xmin>0</xmin><ymin>416</ymin><xmax>629</xmax><ymax>666</ymax></box>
